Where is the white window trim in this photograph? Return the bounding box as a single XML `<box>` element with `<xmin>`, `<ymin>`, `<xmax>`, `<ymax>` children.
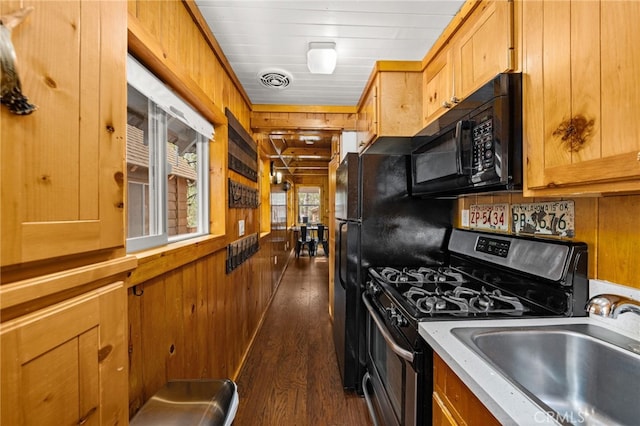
<box><xmin>126</xmin><ymin>56</ymin><xmax>213</xmax><ymax>253</ymax></box>
<box><xmin>127</xmin><ymin>55</ymin><xmax>213</xmax><ymax>139</ymax></box>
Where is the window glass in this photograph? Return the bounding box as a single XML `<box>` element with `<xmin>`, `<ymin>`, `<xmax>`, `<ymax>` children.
<box><xmin>298</xmin><ymin>186</ymin><xmax>321</xmax><ymax>223</ymax></box>
<box><xmin>126</xmin><ymin>62</ymin><xmax>211</xmax><ymax>252</ymax></box>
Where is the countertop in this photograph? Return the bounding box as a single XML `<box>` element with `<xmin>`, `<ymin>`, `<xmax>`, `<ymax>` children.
<box><xmin>420</xmin><ymin>316</ymin><xmax>591</xmax><ymax>426</ymax></box>
<box><xmin>419</xmin><ymin>279</ymin><xmax>640</xmax><ymax>426</ymax></box>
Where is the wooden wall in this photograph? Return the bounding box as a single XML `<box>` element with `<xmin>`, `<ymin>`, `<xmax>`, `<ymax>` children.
<box><xmin>457</xmin><ymin>194</ymin><xmax>640</xmax><ymax>290</ymax></box>
<box><xmin>126</xmin><ymin>0</ymin><xmax>282</xmax><ymax>417</ymax></box>
<box><xmin>127</xmin><ymin>238</ymin><xmax>274</xmax><ymax>416</ymax></box>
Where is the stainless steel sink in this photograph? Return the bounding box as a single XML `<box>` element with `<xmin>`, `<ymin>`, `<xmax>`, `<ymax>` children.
<box><xmin>451</xmin><ymin>324</ymin><xmax>640</xmax><ymax>426</ymax></box>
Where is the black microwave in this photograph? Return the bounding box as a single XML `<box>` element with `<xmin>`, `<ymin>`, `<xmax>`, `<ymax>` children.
<box><xmin>409</xmin><ymin>73</ymin><xmax>522</xmax><ymax>197</ymax></box>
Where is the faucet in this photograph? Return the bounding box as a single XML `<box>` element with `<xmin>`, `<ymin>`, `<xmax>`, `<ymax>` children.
<box><xmin>586</xmin><ymin>294</ymin><xmax>640</xmax><ymax>319</ymax></box>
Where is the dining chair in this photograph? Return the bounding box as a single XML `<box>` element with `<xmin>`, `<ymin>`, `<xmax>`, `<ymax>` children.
<box><xmin>315</xmin><ymin>224</ymin><xmax>329</xmax><ymax>256</ymax></box>
<box><xmin>295</xmin><ymin>225</ymin><xmax>314</xmax><ymax>257</ymax></box>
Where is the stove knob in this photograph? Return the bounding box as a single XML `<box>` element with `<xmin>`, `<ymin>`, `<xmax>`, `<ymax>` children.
<box><xmin>369</xmin><ymin>283</ymin><xmax>381</xmax><ymax>296</ymax></box>
<box><xmin>393</xmin><ymin>314</ymin><xmax>407</xmax><ymax>327</ymax></box>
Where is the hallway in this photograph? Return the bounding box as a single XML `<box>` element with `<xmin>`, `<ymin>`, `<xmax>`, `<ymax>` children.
<box><xmin>233</xmin><ymin>255</ymin><xmax>372</xmax><ymax>426</ymax></box>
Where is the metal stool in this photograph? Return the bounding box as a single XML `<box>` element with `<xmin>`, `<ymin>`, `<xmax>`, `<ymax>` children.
<box><xmin>130</xmin><ymin>379</ymin><xmax>238</xmax><ymax>426</ymax></box>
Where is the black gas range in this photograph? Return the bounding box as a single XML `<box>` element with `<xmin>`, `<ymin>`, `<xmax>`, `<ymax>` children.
<box><xmin>361</xmin><ymin>228</ymin><xmax>589</xmax><ymax>426</ymax></box>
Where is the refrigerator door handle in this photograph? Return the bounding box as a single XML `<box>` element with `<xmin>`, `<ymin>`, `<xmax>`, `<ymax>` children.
<box><xmin>338</xmin><ymin>221</ymin><xmax>347</xmax><ymax>290</ymax></box>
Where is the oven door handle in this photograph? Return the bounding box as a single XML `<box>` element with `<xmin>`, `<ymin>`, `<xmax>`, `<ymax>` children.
<box><xmin>362</xmin><ymin>294</ymin><xmax>414</xmax><ymax>363</ymax></box>
<box><xmin>362</xmin><ymin>372</ymin><xmax>381</xmax><ymax>426</ymax></box>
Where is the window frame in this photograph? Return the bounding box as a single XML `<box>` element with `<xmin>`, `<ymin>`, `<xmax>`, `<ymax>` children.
<box><xmin>297</xmin><ymin>186</ymin><xmax>322</xmax><ymax>224</ymax></box>
<box><xmin>126</xmin><ymin>55</ymin><xmax>213</xmax><ymax>253</ymax></box>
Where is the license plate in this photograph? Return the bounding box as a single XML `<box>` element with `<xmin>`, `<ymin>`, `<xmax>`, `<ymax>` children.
<box><xmin>511</xmin><ymin>201</ymin><xmax>575</xmax><ymax>237</ymax></box>
<box><xmin>469</xmin><ymin>203</ymin><xmax>509</xmax><ymax>231</ymax></box>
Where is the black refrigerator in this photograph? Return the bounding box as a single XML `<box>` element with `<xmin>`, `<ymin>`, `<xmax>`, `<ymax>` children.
<box><xmin>333</xmin><ymin>152</ymin><xmax>453</xmax><ymax>393</ymax></box>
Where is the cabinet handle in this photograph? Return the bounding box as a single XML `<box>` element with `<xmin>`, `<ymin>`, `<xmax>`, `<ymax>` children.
<box><xmin>450</xmin><ymin>96</ymin><xmax>460</xmax><ymax>104</ymax></box>
<box><xmin>442</xmin><ymin>101</ymin><xmax>452</xmax><ymax>109</ymax></box>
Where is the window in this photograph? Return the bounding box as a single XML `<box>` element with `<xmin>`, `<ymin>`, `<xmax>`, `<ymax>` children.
<box><xmin>298</xmin><ymin>186</ymin><xmax>321</xmax><ymax>223</ymax></box>
<box><xmin>126</xmin><ymin>55</ymin><xmax>213</xmax><ymax>252</ymax></box>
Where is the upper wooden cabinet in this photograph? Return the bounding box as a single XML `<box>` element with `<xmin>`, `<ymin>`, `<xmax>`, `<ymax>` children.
<box><xmin>356</xmin><ymin>66</ymin><xmax>423</xmax><ymax>152</ymax></box>
<box><xmin>0</xmin><ymin>0</ymin><xmax>127</xmax><ymax>267</ymax></box>
<box><xmin>424</xmin><ymin>45</ymin><xmax>455</xmax><ymax>125</ymax></box>
<box><xmin>424</xmin><ymin>1</ymin><xmax>514</xmax><ymax>126</ymax></box>
<box><xmin>523</xmin><ymin>0</ymin><xmax>640</xmax><ymax>196</ymax></box>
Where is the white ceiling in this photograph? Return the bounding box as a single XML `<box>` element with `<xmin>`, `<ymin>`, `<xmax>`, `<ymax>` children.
<box><xmin>194</xmin><ymin>1</ymin><xmax>465</xmax><ymax>106</ymax></box>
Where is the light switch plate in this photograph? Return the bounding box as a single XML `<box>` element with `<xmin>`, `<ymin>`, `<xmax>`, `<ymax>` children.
<box><xmin>238</xmin><ymin>219</ymin><xmax>245</xmax><ymax>236</ymax></box>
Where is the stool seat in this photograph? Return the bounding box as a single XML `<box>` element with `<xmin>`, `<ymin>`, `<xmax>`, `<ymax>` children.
<box><xmin>130</xmin><ymin>379</ymin><xmax>238</xmax><ymax>426</ymax></box>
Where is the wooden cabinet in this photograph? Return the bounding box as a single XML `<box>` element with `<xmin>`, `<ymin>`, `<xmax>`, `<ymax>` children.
<box><xmin>424</xmin><ymin>45</ymin><xmax>455</xmax><ymax>125</ymax></box>
<box><xmin>1</xmin><ymin>282</ymin><xmax>128</xmax><ymax>425</ymax></box>
<box><xmin>432</xmin><ymin>352</ymin><xmax>500</xmax><ymax>426</ymax></box>
<box><xmin>0</xmin><ymin>0</ymin><xmax>127</xmax><ymax>266</ymax></box>
<box><xmin>523</xmin><ymin>0</ymin><xmax>640</xmax><ymax>196</ymax></box>
<box><xmin>356</xmin><ymin>66</ymin><xmax>423</xmax><ymax>152</ymax></box>
<box><xmin>424</xmin><ymin>1</ymin><xmax>514</xmax><ymax>126</ymax></box>
<box><xmin>454</xmin><ymin>0</ymin><xmax>514</xmax><ymax>102</ymax></box>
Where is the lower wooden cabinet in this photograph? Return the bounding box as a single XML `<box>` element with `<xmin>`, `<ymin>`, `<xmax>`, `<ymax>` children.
<box><xmin>433</xmin><ymin>391</ymin><xmax>459</xmax><ymax>426</ymax></box>
<box><xmin>433</xmin><ymin>352</ymin><xmax>500</xmax><ymax>426</ymax></box>
<box><xmin>1</xmin><ymin>282</ymin><xmax>128</xmax><ymax>425</ymax></box>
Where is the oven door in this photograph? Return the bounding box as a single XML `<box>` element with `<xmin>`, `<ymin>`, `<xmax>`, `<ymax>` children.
<box><xmin>362</xmin><ymin>294</ymin><xmax>421</xmax><ymax>426</ymax></box>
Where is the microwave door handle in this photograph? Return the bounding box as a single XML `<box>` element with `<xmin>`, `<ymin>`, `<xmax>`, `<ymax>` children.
<box><xmin>455</xmin><ymin>120</ymin><xmax>464</xmax><ymax>174</ymax></box>
<box><xmin>362</xmin><ymin>293</ymin><xmax>414</xmax><ymax>363</ymax></box>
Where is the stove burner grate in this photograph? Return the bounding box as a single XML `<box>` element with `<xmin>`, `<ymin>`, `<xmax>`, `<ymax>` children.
<box><xmin>378</xmin><ymin>266</ymin><xmax>467</xmax><ymax>287</ymax></box>
<box><xmin>403</xmin><ymin>286</ymin><xmax>525</xmax><ymax>316</ymax></box>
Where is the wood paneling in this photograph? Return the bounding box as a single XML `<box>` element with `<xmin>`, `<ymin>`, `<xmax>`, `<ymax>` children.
<box><xmin>251</xmin><ymin>111</ymin><xmax>357</xmax><ymax>131</ymax></box>
<box><xmin>126</xmin><ymin>1</ymin><xmax>279</xmax><ymax>419</ymax></box>
<box><xmin>127</xmin><ymin>242</ymin><xmax>276</xmax><ymax>418</ymax></box>
<box><xmin>597</xmin><ymin>195</ymin><xmax>640</xmax><ymax>287</ymax></box>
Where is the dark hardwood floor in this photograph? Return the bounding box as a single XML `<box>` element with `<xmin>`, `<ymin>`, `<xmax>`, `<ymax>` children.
<box><xmin>233</xmin><ymin>254</ymin><xmax>373</xmax><ymax>426</ymax></box>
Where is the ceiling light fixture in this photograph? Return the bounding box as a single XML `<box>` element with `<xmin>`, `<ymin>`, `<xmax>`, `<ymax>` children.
<box><xmin>307</xmin><ymin>42</ymin><xmax>337</xmax><ymax>74</ymax></box>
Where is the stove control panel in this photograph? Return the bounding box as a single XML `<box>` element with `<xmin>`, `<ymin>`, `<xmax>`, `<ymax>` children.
<box><xmin>475</xmin><ymin>236</ymin><xmax>510</xmax><ymax>258</ymax></box>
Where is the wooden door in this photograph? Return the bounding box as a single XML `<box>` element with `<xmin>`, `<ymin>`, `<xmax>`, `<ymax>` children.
<box><xmin>0</xmin><ymin>0</ymin><xmax>127</xmax><ymax>266</ymax></box>
<box><xmin>523</xmin><ymin>0</ymin><xmax>640</xmax><ymax>196</ymax></box>
<box><xmin>1</xmin><ymin>282</ymin><xmax>127</xmax><ymax>425</ymax></box>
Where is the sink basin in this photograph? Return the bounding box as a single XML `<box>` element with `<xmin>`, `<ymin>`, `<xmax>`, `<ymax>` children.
<box><xmin>451</xmin><ymin>324</ymin><xmax>640</xmax><ymax>426</ymax></box>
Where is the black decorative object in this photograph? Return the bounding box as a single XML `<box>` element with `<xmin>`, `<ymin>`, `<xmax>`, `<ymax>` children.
<box><xmin>226</xmin><ymin>233</ymin><xmax>260</xmax><ymax>273</ymax></box>
<box><xmin>282</xmin><ymin>181</ymin><xmax>291</xmax><ymax>191</ymax></box>
<box><xmin>226</xmin><ymin>108</ymin><xmax>257</xmax><ymax>181</ymax></box>
<box><xmin>0</xmin><ymin>7</ymin><xmax>37</xmax><ymax>115</ymax></box>
<box><xmin>228</xmin><ymin>178</ymin><xmax>258</xmax><ymax>209</ymax></box>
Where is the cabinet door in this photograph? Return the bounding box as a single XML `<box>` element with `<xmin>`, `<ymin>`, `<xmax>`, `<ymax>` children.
<box><xmin>0</xmin><ymin>0</ymin><xmax>126</xmax><ymax>266</ymax></box>
<box><xmin>377</xmin><ymin>71</ymin><xmax>423</xmax><ymax>137</ymax></box>
<box><xmin>433</xmin><ymin>392</ymin><xmax>459</xmax><ymax>426</ymax></box>
<box><xmin>424</xmin><ymin>46</ymin><xmax>454</xmax><ymax>125</ymax></box>
<box><xmin>523</xmin><ymin>0</ymin><xmax>640</xmax><ymax>195</ymax></box>
<box><xmin>357</xmin><ymin>78</ymin><xmax>378</xmax><ymax>151</ymax></box>
<box><xmin>455</xmin><ymin>1</ymin><xmax>514</xmax><ymax>97</ymax></box>
<box><xmin>433</xmin><ymin>353</ymin><xmax>500</xmax><ymax>426</ymax></box>
<box><xmin>1</xmin><ymin>282</ymin><xmax>127</xmax><ymax>426</ymax></box>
